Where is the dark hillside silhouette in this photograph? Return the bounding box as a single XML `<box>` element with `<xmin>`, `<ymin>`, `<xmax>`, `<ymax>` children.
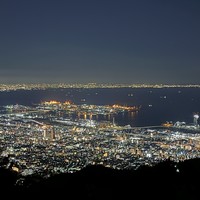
<box><xmin>1</xmin><ymin>159</ymin><xmax>200</xmax><ymax>199</ymax></box>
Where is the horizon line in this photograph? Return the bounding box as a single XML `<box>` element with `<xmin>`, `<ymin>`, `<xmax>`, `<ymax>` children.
<box><xmin>1</xmin><ymin>83</ymin><xmax>200</xmax><ymax>85</ymax></box>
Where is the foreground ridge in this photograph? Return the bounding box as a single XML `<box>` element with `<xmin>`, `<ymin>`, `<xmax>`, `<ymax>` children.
<box><xmin>0</xmin><ymin>158</ymin><xmax>200</xmax><ymax>199</ymax></box>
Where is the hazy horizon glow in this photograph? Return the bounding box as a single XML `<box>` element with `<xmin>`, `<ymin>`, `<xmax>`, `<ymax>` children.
<box><xmin>1</xmin><ymin>0</ymin><xmax>200</xmax><ymax>84</ymax></box>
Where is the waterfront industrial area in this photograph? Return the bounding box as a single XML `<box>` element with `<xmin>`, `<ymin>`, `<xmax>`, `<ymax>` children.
<box><xmin>0</xmin><ymin>100</ymin><xmax>200</xmax><ymax>178</ymax></box>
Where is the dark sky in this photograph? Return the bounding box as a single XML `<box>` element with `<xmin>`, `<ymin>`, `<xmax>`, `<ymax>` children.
<box><xmin>0</xmin><ymin>0</ymin><xmax>200</xmax><ymax>84</ymax></box>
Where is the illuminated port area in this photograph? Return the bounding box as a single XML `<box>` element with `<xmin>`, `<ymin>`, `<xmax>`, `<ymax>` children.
<box><xmin>39</xmin><ymin>100</ymin><xmax>140</xmax><ymax>116</ymax></box>
<box><xmin>1</xmin><ymin>101</ymin><xmax>200</xmax><ymax>177</ymax></box>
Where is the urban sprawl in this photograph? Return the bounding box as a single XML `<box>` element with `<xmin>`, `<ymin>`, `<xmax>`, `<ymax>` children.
<box><xmin>0</xmin><ymin>100</ymin><xmax>200</xmax><ymax>177</ymax></box>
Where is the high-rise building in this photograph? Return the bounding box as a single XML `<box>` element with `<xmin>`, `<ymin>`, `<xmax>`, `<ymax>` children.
<box><xmin>51</xmin><ymin>127</ymin><xmax>56</xmax><ymax>140</ymax></box>
<box><xmin>193</xmin><ymin>114</ymin><xmax>199</xmax><ymax>126</ymax></box>
<box><xmin>42</xmin><ymin>125</ymin><xmax>55</xmax><ymax>140</ymax></box>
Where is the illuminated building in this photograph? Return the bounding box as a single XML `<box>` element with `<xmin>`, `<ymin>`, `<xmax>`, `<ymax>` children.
<box><xmin>193</xmin><ymin>114</ymin><xmax>199</xmax><ymax>126</ymax></box>
<box><xmin>43</xmin><ymin>125</ymin><xmax>55</xmax><ymax>140</ymax></box>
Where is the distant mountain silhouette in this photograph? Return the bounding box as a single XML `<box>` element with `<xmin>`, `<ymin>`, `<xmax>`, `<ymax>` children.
<box><xmin>1</xmin><ymin>159</ymin><xmax>200</xmax><ymax>199</ymax></box>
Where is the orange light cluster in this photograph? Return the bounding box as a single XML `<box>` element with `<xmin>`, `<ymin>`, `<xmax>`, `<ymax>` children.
<box><xmin>112</xmin><ymin>104</ymin><xmax>120</xmax><ymax>108</ymax></box>
<box><xmin>63</xmin><ymin>101</ymin><xmax>72</xmax><ymax>105</ymax></box>
<box><xmin>162</xmin><ymin>122</ymin><xmax>173</xmax><ymax>127</ymax></box>
<box><xmin>112</xmin><ymin>104</ymin><xmax>135</xmax><ymax>110</ymax></box>
<box><xmin>43</xmin><ymin>100</ymin><xmax>61</xmax><ymax>105</ymax></box>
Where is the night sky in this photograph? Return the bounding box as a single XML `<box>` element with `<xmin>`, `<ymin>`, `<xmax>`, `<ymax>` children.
<box><xmin>0</xmin><ymin>0</ymin><xmax>200</xmax><ymax>84</ymax></box>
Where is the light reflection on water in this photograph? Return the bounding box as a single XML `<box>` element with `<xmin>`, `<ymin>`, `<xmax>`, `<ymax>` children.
<box><xmin>0</xmin><ymin>87</ymin><xmax>200</xmax><ymax>127</ymax></box>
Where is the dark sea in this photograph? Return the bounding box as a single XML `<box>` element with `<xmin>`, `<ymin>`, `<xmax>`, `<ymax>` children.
<box><xmin>0</xmin><ymin>88</ymin><xmax>200</xmax><ymax>127</ymax></box>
